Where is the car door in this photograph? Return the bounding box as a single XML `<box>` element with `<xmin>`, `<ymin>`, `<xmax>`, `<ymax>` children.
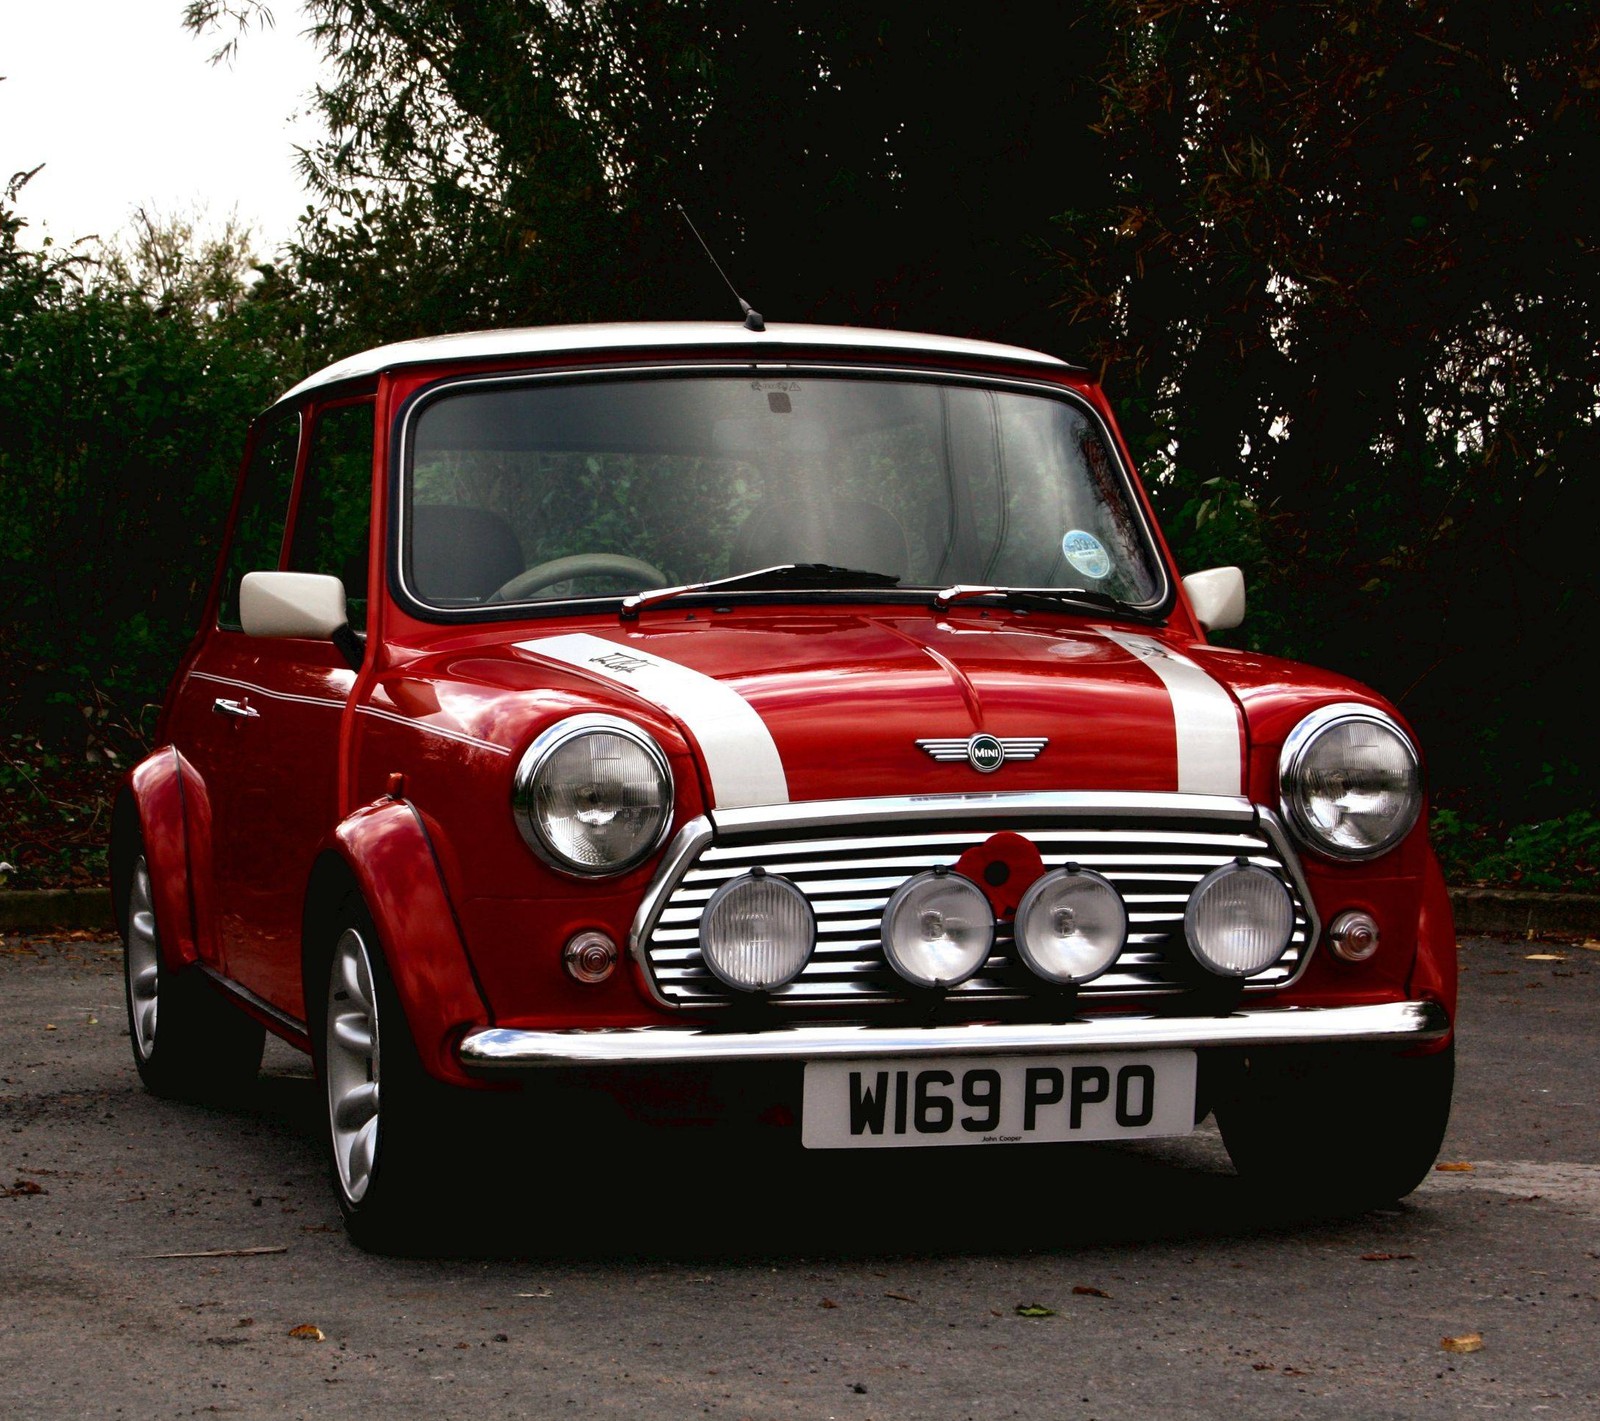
<box><xmin>171</xmin><ymin>399</ymin><xmax>375</xmax><ymax>1022</ymax></box>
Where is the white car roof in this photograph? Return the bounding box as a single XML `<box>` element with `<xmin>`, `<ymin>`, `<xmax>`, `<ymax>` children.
<box><xmin>272</xmin><ymin>321</ymin><xmax>1077</xmax><ymax>406</ymax></box>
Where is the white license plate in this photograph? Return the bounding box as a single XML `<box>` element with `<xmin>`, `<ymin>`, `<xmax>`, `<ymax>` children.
<box><xmin>801</xmin><ymin>1050</ymin><xmax>1197</xmax><ymax>1150</ymax></box>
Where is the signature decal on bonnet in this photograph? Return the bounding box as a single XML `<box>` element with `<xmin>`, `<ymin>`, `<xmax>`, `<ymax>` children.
<box><xmin>588</xmin><ymin>650</ymin><xmax>651</xmax><ymax>674</ymax></box>
<box><xmin>917</xmin><ymin>736</ymin><xmax>1049</xmax><ymax>773</ymax></box>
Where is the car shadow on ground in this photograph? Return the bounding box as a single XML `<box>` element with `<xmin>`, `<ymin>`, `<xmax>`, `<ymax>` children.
<box><xmin>217</xmin><ymin>1062</ymin><xmax>1415</xmax><ymax>1264</ymax></box>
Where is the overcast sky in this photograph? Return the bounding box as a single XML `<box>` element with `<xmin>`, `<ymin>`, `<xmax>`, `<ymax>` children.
<box><xmin>2</xmin><ymin>1</ymin><xmax>327</xmax><ymax>254</ymax></box>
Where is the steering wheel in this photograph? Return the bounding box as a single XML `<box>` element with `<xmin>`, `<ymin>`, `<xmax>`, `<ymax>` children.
<box><xmin>487</xmin><ymin>553</ymin><xmax>670</xmax><ymax>603</ymax></box>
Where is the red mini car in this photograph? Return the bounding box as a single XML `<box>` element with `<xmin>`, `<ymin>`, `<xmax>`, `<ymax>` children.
<box><xmin>113</xmin><ymin>322</ymin><xmax>1455</xmax><ymax>1249</ymax></box>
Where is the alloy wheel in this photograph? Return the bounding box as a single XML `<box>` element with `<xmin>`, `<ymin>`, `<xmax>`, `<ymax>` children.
<box><xmin>326</xmin><ymin>928</ymin><xmax>382</xmax><ymax>1204</ymax></box>
<box><xmin>125</xmin><ymin>855</ymin><xmax>160</xmax><ymax>1061</ymax></box>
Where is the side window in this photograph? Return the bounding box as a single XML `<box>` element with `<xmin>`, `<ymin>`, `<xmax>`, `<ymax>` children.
<box><xmin>288</xmin><ymin>401</ymin><xmax>375</xmax><ymax>632</ymax></box>
<box><xmin>218</xmin><ymin>411</ymin><xmax>299</xmax><ymax>630</ymax></box>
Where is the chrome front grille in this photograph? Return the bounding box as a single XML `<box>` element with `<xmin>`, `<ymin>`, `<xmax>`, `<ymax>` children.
<box><xmin>635</xmin><ymin>797</ymin><xmax>1317</xmax><ymax>1010</ymax></box>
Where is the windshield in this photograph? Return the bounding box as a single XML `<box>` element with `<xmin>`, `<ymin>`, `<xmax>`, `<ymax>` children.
<box><xmin>400</xmin><ymin>373</ymin><xmax>1165</xmax><ymax>613</ymax></box>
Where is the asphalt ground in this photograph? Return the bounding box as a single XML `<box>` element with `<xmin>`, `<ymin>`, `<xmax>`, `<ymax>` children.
<box><xmin>1</xmin><ymin>932</ymin><xmax>1596</xmax><ymax>1420</ymax></box>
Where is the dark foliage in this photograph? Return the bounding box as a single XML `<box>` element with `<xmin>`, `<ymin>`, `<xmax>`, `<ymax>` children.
<box><xmin>225</xmin><ymin>1</ymin><xmax>1112</xmax><ymax>352</ymax></box>
<box><xmin>1049</xmin><ymin>1</ymin><xmax>1600</xmax><ymax>819</ymax></box>
<box><xmin>0</xmin><ymin>176</ymin><xmax>312</xmax><ymax>883</ymax></box>
<box><xmin>3</xmin><ymin>3</ymin><xmax>1595</xmax><ymax>886</ymax></box>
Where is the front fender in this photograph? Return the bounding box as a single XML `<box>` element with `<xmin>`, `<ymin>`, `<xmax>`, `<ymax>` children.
<box><xmin>316</xmin><ymin>798</ymin><xmax>491</xmax><ymax>1086</ymax></box>
<box><xmin>1407</xmin><ymin>847</ymin><xmax>1458</xmax><ymax>1052</ymax></box>
<box><xmin>112</xmin><ymin>749</ymin><xmax>199</xmax><ymax>972</ymax></box>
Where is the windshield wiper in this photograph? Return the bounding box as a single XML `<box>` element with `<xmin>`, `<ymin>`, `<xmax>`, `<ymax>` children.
<box><xmin>933</xmin><ymin>583</ymin><xmax>1162</xmax><ymax>624</ymax></box>
<box><xmin>620</xmin><ymin>564</ymin><xmax>901</xmax><ymax>621</ymax></box>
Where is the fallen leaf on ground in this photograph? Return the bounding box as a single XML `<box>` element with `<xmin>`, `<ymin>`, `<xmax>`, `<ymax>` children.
<box><xmin>1360</xmin><ymin>1252</ymin><xmax>1417</xmax><ymax>1262</ymax></box>
<box><xmin>1526</xmin><ymin>953</ymin><xmax>1565</xmax><ymax>962</ymax></box>
<box><xmin>1440</xmin><ymin>1333</ymin><xmax>1483</xmax><ymax>1354</ymax></box>
<box><xmin>1435</xmin><ymin>1161</ymin><xmax>1475</xmax><ymax>1172</ymax></box>
<box><xmin>1251</xmin><ymin>1363</ymin><xmax>1272</xmax><ymax>1371</ymax></box>
<box><xmin>818</xmin><ymin>1299</ymin><xmax>839</xmax><ymax>1309</ymax></box>
<box><xmin>1015</xmin><ymin>1303</ymin><xmax>1057</xmax><ymax>1317</ymax></box>
<box><xmin>288</xmin><ymin>1324</ymin><xmax>325</xmax><ymax>1342</ymax></box>
<box><xmin>1071</xmin><ymin>1285</ymin><xmax>1111</xmax><ymax>1298</ymax></box>
<box><xmin>3</xmin><ymin>1179</ymin><xmax>46</xmax><ymax>1197</ymax></box>
<box><xmin>44</xmin><ymin>1024</ymin><xmax>56</xmax><ymax>1031</ymax></box>
<box><xmin>1580</xmin><ymin>940</ymin><xmax>1600</xmax><ymax>952</ymax></box>
<box><xmin>883</xmin><ymin>1290</ymin><xmax>916</xmax><ymax>1303</ymax></box>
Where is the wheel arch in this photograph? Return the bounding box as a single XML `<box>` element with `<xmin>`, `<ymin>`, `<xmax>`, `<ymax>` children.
<box><xmin>111</xmin><ymin>749</ymin><xmax>199</xmax><ymax>971</ymax></box>
<box><xmin>1406</xmin><ymin>845</ymin><xmax>1458</xmax><ymax>1052</ymax></box>
<box><xmin>302</xmin><ymin>798</ymin><xmax>492</xmax><ymax>1087</ymax></box>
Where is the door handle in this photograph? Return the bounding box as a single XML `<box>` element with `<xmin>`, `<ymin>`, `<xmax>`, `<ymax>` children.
<box><xmin>211</xmin><ymin>697</ymin><xmax>260</xmax><ymax>719</ymax></box>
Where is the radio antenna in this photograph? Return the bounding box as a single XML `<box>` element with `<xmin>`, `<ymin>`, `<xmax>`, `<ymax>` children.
<box><xmin>678</xmin><ymin>205</ymin><xmax>764</xmax><ymax>331</ymax></box>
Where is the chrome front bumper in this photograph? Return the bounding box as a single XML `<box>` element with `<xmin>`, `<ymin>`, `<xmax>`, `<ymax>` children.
<box><xmin>459</xmin><ymin>1000</ymin><xmax>1449</xmax><ymax>1071</ymax></box>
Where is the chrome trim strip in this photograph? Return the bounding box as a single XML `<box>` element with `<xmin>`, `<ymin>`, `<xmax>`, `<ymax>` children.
<box><xmin>629</xmin><ymin>815</ymin><xmax>716</xmax><ymax>1003</ymax></box>
<box><xmin>188</xmin><ymin>670</ymin><xmax>346</xmax><ymax>712</ymax></box>
<box><xmin>707</xmin><ymin>791</ymin><xmax>1257</xmax><ymax>839</ymax></box>
<box><xmin>459</xmin><ymin>1000</ymin><xmax>1450</xmax><ymax>1069</ymax></box>
<box><xmin>194</xmin><ymin>677</ymin><xmax>516</xmax><ymax>757</ymax></box>
<box><xmin>1254</xmin><ymin>806</ymin><xmax>1322</xmax><ymax>957</ymax></box>
<box><xmin>355</xmin><ymin>704</ymin><xmax>513</xmax><ymax>756</ymax></box>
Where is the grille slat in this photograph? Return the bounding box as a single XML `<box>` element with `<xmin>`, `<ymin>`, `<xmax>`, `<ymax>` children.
<box><xmin>641</xmin><ymin>814</ymin><xmax>1313</xmax><ymax>1010</ymax></box>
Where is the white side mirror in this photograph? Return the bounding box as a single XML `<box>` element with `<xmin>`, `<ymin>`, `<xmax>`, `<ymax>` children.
<box><xmin>240</xmin><ymin>571</ymin><xmax>349</xmax><ymax>640</ymax></box>
<box><xmin>1183</xmin><ymin>566</ymin><xmax>1246</xmax><ymax>632</ymax></box>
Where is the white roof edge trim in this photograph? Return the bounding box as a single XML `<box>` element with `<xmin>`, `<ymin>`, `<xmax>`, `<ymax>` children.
<box><xmin>271</xmin><ymin>321</ymin><xmax>1077</xmax><ymax>407</ymax></box>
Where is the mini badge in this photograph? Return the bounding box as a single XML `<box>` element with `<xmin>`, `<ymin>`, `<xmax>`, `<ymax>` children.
<box><xmin>967</xmin><ymin>734</ymin><xmax>1005</xmax><ymax>773</ymax></box>
<box><xmin>916</xmin><ymin>736</ymin><xmax>1048</xmax><ymax>771</ymax></box>
<box><xmin>1061</xmin><ymin>529</ymin><xmax>1112</xmax><ymax>580</ymax></box>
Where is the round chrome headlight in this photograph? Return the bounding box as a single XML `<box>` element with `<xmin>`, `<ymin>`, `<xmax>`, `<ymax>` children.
<box><xmin>512</xmin><ymin>715</ymin><xmax>672</xmax><ymax>876</ymax></box>
<box><xmin>1280</xmin><ymin>703</ymin><xmax>1422</xmax><ymax>860</ymax></box>
<box><xmin>881</xmin><ymin>870</ymin><xmax>994</xmax><ymax>989</ymax></box>
<box><xmin>700</xmin><ymin>872</ymin><xmax>816</xmax><ymax>992</ymax></box>
<box><xmin>1184</xmin><ymin>862</ymin><xmax>1295</xmax><ymax>977</ymax></box>
<box><xmin>1014</xmin><ymin>867</ymin><xmax>1128</xmax><ymax>985</ymax></box>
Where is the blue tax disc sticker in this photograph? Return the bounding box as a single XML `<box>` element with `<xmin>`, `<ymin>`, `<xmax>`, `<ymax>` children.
<box><xmin>1061</xmin><ymin>529</ymin><xmax>1111</xmax><ymax>580</ymax></box>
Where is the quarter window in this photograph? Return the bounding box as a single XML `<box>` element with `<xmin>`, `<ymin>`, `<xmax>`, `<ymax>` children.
<box><xmin>218</xmin><ymin>411</ymin><xmax>299</xmax><ymax>630</ymax></box>
<box><xmin>288</xmin><ymin>402</ymin><xmax>375</xmax><ymax>633</ymax></box>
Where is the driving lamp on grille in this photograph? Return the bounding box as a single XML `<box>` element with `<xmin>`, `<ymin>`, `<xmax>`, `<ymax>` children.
<box><xmin>512</xmin><ymin>714</ymin><xmax>672</xmax><ymax>875</ymax></box>
<box><xmin>1184</xmin><ymin>861</ymin><xmax>1295</xmax><ymax>977</ymax></box>
<box><xmin>699</xmin><ymin>872</ymin><xmax>816</xmax><ymax>991</ymax></box>
<box><xmin>1014</xmin><ymin>867</ymin><xmax>1128</xmax><ymax>985</ymax></box>
<box><xmin>881</xmin><ymin>870</ymin><xmax>994</xmax><ymax>989</ymax></box>
<box><xmin>1280</xmin><ymin>703</ymin><xmax>1422</xmax><ymax>859</ymax></box>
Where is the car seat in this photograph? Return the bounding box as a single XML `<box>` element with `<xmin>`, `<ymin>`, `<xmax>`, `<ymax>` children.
<box><xmin>408</xmin><ymin>504</ymin><xmax>526</xmax><ymax>603</ymax></box>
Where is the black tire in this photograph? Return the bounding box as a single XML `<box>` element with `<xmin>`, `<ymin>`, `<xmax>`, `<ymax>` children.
<box><xmin>1215</xmin><ymin>1042</ymin><xmax>1455</xmax><ymax>1212</ymax></box>
<box><xmin>311</xmin><ymin>894</ymin><xmax>450</xmax><ymax>1254</ymax></box>
<box><xmin>120</xmin><ymin>847</ymin><xmax>265</xmax><ymax>1103</ymax></box>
